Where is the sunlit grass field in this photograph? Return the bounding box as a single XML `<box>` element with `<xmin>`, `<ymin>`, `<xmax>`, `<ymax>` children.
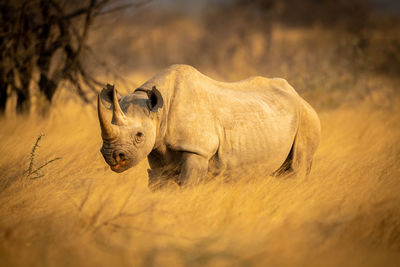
<box><xmin>0</xmin><ymin>69</ymin><xmax>399</xmax><ymax>266</ymax></box>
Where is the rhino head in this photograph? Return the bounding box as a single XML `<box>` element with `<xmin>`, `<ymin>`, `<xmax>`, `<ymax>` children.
<box><xmin>97</xmin><ymin>84</ymin><xmax>163</xmax><ymax>173</ymax></box>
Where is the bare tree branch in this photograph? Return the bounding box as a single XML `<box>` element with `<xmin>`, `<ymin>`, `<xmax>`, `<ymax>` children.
<box><xmin>0</xmin><ymin>0</ymin><xmax>151</xmax><ymax>114</ymax></box>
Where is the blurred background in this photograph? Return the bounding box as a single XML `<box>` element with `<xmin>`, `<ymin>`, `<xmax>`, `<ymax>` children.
<box><xmin>1</xmin><ymin>0</ymin><xmax>400</xmax><ymax>114</ymax></box>
<box><xmin>1</xmin><ymin>1</ymin><xmax>400</xmax><ymax>266</ymax></box>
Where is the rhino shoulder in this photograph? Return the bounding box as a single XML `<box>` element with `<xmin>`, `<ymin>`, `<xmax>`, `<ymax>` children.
<box><xmin>166</xmin><ymin>64</ymin><xmax>199</xmax><ymax>75</ymax></box>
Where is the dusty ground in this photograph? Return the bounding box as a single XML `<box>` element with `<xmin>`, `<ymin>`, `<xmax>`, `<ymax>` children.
<box><xmin>0</xmin><ymin>69</ymin><xmax>399</xmax><ymax>266</ymax></box>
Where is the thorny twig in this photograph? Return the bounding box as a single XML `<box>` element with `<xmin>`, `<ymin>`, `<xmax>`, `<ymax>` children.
<box><xmin>27</xmin><ymin>133</ymin><xmax>44</xmax><ymax>175</ymax></box>
<box><xmin>26</xmin><ymin>134</ymin><xmax>61</xmax><ymax>179</ymax></box>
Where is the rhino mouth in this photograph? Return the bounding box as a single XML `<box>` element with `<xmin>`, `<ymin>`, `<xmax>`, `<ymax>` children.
<box><xmin>110</xmin><ymin>160</ymin><xmax>128</xmax><ymax>172</ymax></box>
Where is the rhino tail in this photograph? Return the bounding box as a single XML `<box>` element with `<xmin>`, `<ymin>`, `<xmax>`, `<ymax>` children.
<box><xmin>272</xmin><ymin>135</ymin><xmax>295</xmax><ymax>177</ymax></box>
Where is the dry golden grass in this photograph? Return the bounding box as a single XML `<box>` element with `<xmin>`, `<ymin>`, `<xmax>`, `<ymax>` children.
<box><xmin>0</xmin><ymin>74</ymin><xmax>399</xmax><ymax>266</ymax></box>
<box><xmin>2</xmin><ymin>3</ymin><xmax>400</xmax><ymax>265</ymax></box>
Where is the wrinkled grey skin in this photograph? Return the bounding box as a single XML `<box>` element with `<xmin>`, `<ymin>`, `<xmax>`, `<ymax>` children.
<box><xmin>98</xmin><ymin>64</ymin><xmax>321</xmax><ymax>187</ymax></box>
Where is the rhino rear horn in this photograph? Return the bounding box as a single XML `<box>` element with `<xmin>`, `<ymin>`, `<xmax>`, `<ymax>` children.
<box><xmin>100</xmin><ymin>84</ymin><xmax>121</xmax><ymax>110</ymax></box>
<box><xmin>110</xmin><ymin>85</ymin><xmax>127</xmax><ymax>126</ymax></box>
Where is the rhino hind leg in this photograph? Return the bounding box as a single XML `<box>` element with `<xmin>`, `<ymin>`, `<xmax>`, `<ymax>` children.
<box><xmin>274</xmin><ymin>112</ymin><xmax>320</xmax><ymax>178</ymax></box>
<box><xmin>286</xmin><ymin>109</ymin><xmax>320</xmax><ymax>178</ymax></box>
<box><xmin>273</xmin><ymin>133</ymin><xmax>311</xmax><ymax>178</ymax></box>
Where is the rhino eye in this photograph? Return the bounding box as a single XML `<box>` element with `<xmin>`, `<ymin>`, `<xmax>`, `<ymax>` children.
<box><xmin>135</xmin><ymin>132</ymin><xmax>144</xmax><ymax>143</ymax></box>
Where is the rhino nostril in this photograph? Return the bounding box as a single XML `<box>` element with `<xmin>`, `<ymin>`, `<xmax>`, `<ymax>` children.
<box><xmin>113</xmin><ymin>151</ymin><xmax>126</xmax><ymax>162</ymax></box>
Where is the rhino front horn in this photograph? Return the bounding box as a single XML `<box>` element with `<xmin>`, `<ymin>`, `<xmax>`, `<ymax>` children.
<box><xmin>98</xmin><ymin>93</ymin><xmax>118</xmax><ymax>140</ymax></box>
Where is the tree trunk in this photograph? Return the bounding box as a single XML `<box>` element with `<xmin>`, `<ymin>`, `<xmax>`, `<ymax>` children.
<box><xmin>16</xmin><ymin>67</ymin><xmax>32</xmax><ymax>114</ymax></box>
<box><xmin>39</xmin><ymin>74</ymin><xmax>58</xmax><ymax>103</ymax></box>
<box><xmin>16</xmin><ymin>89</ymin><xmax>30</xmax><ymax>114</ymax></box>
<box><xmin>0</xmin><ymin>81</ymin><xmax>7</xmax><ymax>114</ymax></box>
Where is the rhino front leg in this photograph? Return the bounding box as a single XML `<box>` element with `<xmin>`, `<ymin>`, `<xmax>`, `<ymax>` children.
<box><xmin>178</xmin><ymin>152</ymin><xmax>209</xmax><ymax>186</ymax></box>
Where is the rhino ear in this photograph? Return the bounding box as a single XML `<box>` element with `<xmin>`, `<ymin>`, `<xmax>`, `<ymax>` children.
<box><xmin>146</xmin><ymin>86</ymin><xmax>164</xmax><ymax>112</ymax></box>
<box><xmin>100</xmin><ymin>84</ymin><xmax>121</xmax><ymax>110</ymax></box>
